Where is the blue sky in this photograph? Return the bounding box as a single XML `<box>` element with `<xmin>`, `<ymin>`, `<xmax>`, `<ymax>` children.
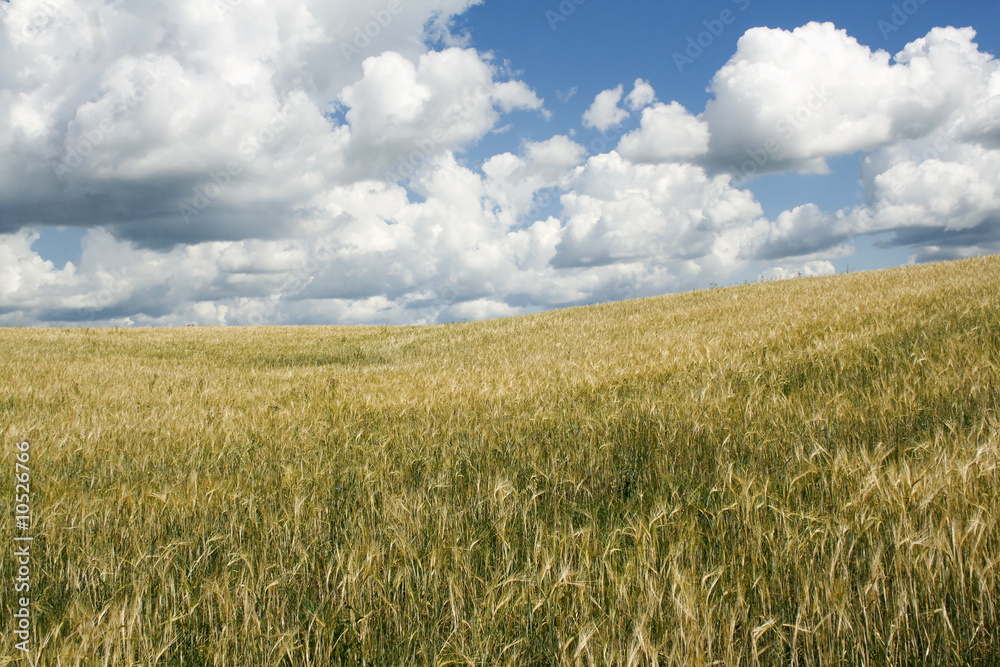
<box><xmin>2</xmin><ymin>0</ymin><xmax>999</xmax><ymax>325</ymax></box>
<box><xmin>458</xmin><ymin>0</ymin><xmax>1000</xmax><ymax>124</ymax></box>
<box><xmin>459</xmin><ymin>0</ymin><xmax>999</xmax><ymax>272</ymax></box>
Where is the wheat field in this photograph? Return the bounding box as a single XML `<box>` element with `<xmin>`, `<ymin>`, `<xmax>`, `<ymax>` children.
<box><xmin>1</xmin><ymin>256</ymin><xmax>999</xmax><ymax>665</ymax></box>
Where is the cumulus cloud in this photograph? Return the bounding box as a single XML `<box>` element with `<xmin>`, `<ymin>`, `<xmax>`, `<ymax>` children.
<box><xmin>0</xmin><ymin>229</ymin><xmax>77</xmax><ymax>310</ymax></box>
<box><xmin>1</xmin><ymin>6</ymin><xmax>999</xmax><ymax>327</ymax></box>
<box><xmin>582</xmin><ymin>79</ymin><xmax>659</xmax><ymax>132</ymax></box>
<box><xmin>956</xmin><ymin>93</ymin><xmax>1000</xmax><ymax>150</ymax></box>
<box><xmin>482</xmin><ymin>135</ymin><xmax>587</xmax><ymax>224</ymax></box>
<box><xmin>625</xmin><ymin>78</ymin><xmax>657</xmax><ymax>111</ymax></box>
<box><xmin>582</xmin><ymin>85</ymin><xmax>628</xmax><ymax>132</ymax></box>
<box><xmin>699</xmin><ymin>22</ymin><xmax>1000</xmax><ymax>265</ymax></box>
<box><xmin>704</xmin><ymin>23</ymin><xmax>997</xmax><ymax>177</ymax></box>
<box><xmin>341</xmin><ymin>47</ymin><xmax>546</xmax><ymax>178</ymax></box>
<box><xmin>760</xmin><ymin>260</ymin><xmax>836</xmax><ymax>281</ymax></box>
<box><xmin>0</xmin><ymin>0</ymin><xmax>509</xmax><ymax>247</ymax></box>
<box><xmin>617</xmin><ymin>102</ymin><xmax>710</xmax><ymax>164</ymax></box>
<box><xmin>552</xmin><ymin>151</ymin><xmax>763</xmax><ymax>270</ymax></box>
<box><xmin>860</xmin><ymin>153</ymin><xmax>1000</xmax><ymax>232</ymax></box>
<box><xmin>734</xmin><ymin>204</ymin><xmax>855</xmax><ymax>262</ymax></box>
<box><xmin>845</xmin><ymin>134</ymin><xmax>1000</xmax><ymax>261</ymax></box>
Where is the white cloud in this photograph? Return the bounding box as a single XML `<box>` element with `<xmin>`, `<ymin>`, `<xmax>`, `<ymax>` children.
<box><xmin>760</xmin><ymin>260</ymin><xmax>836</xmax><ymax>281</ymax></box>
<box><xmin>551</xmin><ymin>151</ymin><xmax>763</xmax><ymax>271</ymax></box>
<box><xmin>691</xmin><ymin>21</ymin><xmax>1000</xmax><ymax>267</ymax></box>
<box><xmin>730</xmin><ymin>204</ymin><xmax>855</xmax><ymax>262</ymax></box>
<box><xmin>0</xmin><ymin>0</ymin><xmax>510</xmax><ymax>245</ymax></box>
<box><xmin>482</xmin><ymin>135</ymin><xmax>586</xmax><ymax>226</ymax></box>
<box><xmin>339</xmin><ymin>47</ymin><xmax>546</xmax><ymax>179</ymax></box>
<box><xmin>625</xmin><ymin>78</ymin><xmax>656</xmax><ymax>111</ymax></box>
<box><xmin>0</xmin><ymin>229</ymin><xmax>77</xmax><ymax>305</ymax></box>
<box><xmin>617</xmin><ymin>102</ymin><xmax>710</xmax><ymax>164</ymax></box>
<box><xmin>492</xmin><ymin>80</ymin><xmax>546</xmax><ymax>115</ymax></box>
<box><xmin>860</xmin><ymin>154</ymin><xmax>1000</xmax><ymax>232</ymax></box>
<box><xmin>556</xmin><ymin>87</ymin><xmax>578</xmax><ymax>103</ymax></box>
<box><xmin>2</xmin><ymin>8</ymin><xmax>999</xmax><ymax>327</ymax></box>
<box><xmin>956</xmin><ymin>90</ymin><xmax>1000</xmax><ymax>150</ymax></box>
<box><xmin>582</xmin><ymin>85</ymin><xmax>628</xmax><ymax>131</ymax></box>
<box><xmin>704</xmin><ymin>23</ymin><xmax>998</xmax><ymax>176</ymax></box>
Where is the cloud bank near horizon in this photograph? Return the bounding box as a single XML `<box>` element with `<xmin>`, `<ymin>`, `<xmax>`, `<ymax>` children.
<box><xmin>1</xmin><ymin>2</ymin><xmax>998</xmax><ymax>326</ymax></box>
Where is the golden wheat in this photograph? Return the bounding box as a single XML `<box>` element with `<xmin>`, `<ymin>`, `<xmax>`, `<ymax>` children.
<box><xmin>1</xmin><ymin>256</ymin><xmax>999</xmax><ymax>665</ymax></box>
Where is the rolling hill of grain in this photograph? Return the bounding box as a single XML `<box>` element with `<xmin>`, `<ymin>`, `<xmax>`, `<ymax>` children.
<box><xmin>2</xmin><ymin>255</ymin><xmax>999</xmax><ymax>665</ymax></box>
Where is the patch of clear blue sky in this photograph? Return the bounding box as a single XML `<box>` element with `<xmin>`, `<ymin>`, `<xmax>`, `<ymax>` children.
<box><xmin>460</xmin><ymin>0</ymin><xmax>998</xmax><ymax>149</ymax></box>
<box><xmin>32</xmin><ymin>226</ymin><xmax>85</xmax><ymax>270</ymax></box>
<box><xmin>32</xmin><ymin>0</ymin><xmax>999</xmax><ymax>273</ymax></box>
<box><xmin>454</xmin><ymin>0</ymin><xmax>997</xmax><ymax>278</ymax></box>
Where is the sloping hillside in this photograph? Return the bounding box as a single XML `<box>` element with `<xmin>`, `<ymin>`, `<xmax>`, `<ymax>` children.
<box><xmin>1</xmin><ymin>255</ymin><xmax>998</xmax><ymax>665</ymax></box>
